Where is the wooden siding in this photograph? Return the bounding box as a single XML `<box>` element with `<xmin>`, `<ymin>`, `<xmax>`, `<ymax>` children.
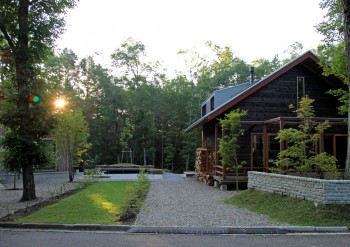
<box><xmin>203</xmin><ymin>63</ymin><xmax>345</xmax><ymax>168</ymax></box>
<box><xmin>235</xmin><ymin>64</ymin><xmax>341</xmax><ymax>122</ymax></box>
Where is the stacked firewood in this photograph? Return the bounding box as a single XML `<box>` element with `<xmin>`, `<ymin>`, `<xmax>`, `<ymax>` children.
<box><xmin>195</xmin><ymin>148</ymin><xmax>214</xmax><ymax>185</ymax></box>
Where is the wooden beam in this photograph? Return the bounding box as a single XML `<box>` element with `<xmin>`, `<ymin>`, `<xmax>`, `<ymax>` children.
<box><xmin>280</xmin><ymin>119</ymin><xmax>285</xmax><ymax>151</ymax></box>
<box><xmin>263</xmin><ymin>125</ymin><xmax>268</xmax><ymax>170</ymax></box>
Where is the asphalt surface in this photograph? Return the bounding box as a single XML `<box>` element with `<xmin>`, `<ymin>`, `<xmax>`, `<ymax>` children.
<box><xmin>1</xmin><ymin>229</ymin><xmax>350</xmax><ymax>247</ymax></box>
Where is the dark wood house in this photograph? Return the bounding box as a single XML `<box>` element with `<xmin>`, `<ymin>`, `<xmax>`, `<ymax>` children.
<box><xmin>185</xmin><ymin>51</ymin><xmax>347</xmax><ymax>186</ymax></box>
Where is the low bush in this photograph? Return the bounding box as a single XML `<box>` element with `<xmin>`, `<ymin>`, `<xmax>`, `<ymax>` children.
<box><xmin>118</xmin><ymin>169</ymin><xmax>151</xmax><ymax>222</ymax></box>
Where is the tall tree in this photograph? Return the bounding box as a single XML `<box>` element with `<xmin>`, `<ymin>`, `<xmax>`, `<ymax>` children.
<box><xmin>179</xmin><ymin>42</ymin><xmax>250</xmax><ymax>102</ymax></box>
<box><xmin>111</xmin><ymin>38</ymin><xmax>164</xmax><ymax>165</ymax></box>
<box><xmin>316</xmin><ymin>0</ymin><xmax>349</xmax><ymax>179</ymax></box>
<box><xmin>341</xmin><ymin>0</ymin><xmax>350</xmax><ymax>179</ymax></box>
<box><xmin>0</xmin><ymin>0</ymin><xmax>77</xmax><ymax>201</ymax></box>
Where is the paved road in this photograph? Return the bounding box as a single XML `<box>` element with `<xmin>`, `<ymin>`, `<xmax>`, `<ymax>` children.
<box><xmin>1</xmin><ymin>229</ymin><xmax>350</xmax><ymax>247</ymax></box>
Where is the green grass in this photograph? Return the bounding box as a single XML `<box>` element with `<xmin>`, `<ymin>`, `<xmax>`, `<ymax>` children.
<box><xmin>225</xmin><ymin>190</ymin><xmax>350</xmax><ymax>227</ymax></box>
<box><xmin>16</xmin><ymin>181</ymin><xmax>134</xmax><ymax>224</ymax></box>
<box><xmin>107</xmin><ymin>163</ymin><xmax>141</xmax><ymax>167</ymax></box>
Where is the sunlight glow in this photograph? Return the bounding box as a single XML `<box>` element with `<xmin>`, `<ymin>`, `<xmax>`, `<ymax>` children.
<box><xmin>88</xmin><ymin>194</ymin><xmax>120</xmax><ymax>215</ymax></box>
<box><xmin>55</xmin><ymin>98</ymin><xmax>66</xmax><ymax>108</ymax></box>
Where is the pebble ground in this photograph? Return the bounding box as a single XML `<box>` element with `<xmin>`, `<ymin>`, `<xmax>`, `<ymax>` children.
<box><xmin>134</xmin><ymin>177</ymin><xmax>283</xmax><ymax>227</ymax></box>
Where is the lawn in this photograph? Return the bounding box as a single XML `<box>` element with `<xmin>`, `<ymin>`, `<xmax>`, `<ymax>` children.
<box><xmin>16</xmin><ymin>181</ymin><xmax>134</xmax><ymax>224</ymax></box>
<box><xmin>225</xmin><ymin>190</ymin><xmax>350</xmax><ymax>227</ymax></box>
<box><xmin>107</xmin><ymin>163</ymin><xmax>141</xmax><ymax>167</ymax></box>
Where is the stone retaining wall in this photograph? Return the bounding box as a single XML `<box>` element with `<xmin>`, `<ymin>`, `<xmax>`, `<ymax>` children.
<box><xmin>248</xmin><ymin>171</ymin><xmax>350</xmax><ymax>205</ymax></box>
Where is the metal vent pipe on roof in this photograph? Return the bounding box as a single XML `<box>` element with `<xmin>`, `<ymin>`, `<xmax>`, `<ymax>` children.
<box><xmin>250</xmin><ymin>66</ymin><xmax>254</xmax><ymax>84</ymax></box>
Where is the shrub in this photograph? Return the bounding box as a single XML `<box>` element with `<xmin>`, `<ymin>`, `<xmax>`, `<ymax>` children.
<box><xmin>118</xmin><ymin>169</ymin><xmax>150</xmax><ymax>222</ymax></box>
<box><xmin>273</xmin><ymin>97</ymin><xmax>339</xmax><ymax>178</ymax></box>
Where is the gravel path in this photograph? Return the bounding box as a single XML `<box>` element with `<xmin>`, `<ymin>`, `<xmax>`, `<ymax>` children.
<box><xmin>134</xmin><ymin>177</ymin><xmax>284</xmax><ymax>227</ymax></box>
<box><xmin>0</xmin><ymin>182</ymin><xmax>76</xmax><ymax>219</ymax></box>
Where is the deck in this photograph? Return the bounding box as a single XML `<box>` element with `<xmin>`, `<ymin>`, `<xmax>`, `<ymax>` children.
<box><xmin>213</xmin><ymin>175</ymin><xmax>248</xmax><ymax>185</ymax></box>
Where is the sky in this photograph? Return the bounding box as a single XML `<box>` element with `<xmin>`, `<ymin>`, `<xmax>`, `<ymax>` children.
<box><xmin>56</xmin><ymin>0</ymin><xmax>326</xmax><ymax>75</ymax></box>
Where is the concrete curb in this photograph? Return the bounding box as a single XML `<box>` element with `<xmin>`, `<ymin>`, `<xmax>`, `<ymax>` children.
<box><xmin>0</xmin><ymin>223</ymin><xmax>130</xmax><ymax>232</ymax></box>
<box><xmin>0</xmin><ymin>223</ymin><xmax>348</xmax><ymax>234</ymax></box>
<box><xmin>128</xmin><ymin>226</ymin><xmax>288</xmax><ymax>234</ymax></box>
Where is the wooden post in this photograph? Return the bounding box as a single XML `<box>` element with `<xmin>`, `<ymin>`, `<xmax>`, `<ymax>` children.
<box><xmin>263</xmin><ymin>125</ymin><xmax>268</xmax><ymax>171</ymax></box>
<box><xmin>280</xmin><ymin>119</ymin><xmax>285</xmax><ymax>151</ymax></box>
<box><xmin>215</xmin><ymin>123</ymin><xmax>219</xmax><ymax>172</ymax></box>
<box><xmin>250</xmin><ymin>133</ymin><xmax>254</xmax><ymax>171</ymax></box>
<box><xmin>319</xmin><ymin>132</ymin><xmax>324</xmax><ymax>154</ymax></box>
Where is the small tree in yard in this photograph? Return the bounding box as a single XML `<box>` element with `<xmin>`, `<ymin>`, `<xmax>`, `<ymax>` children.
<box><xmin>54</xmin><ymin>109</ymin><xmax>91</xmax><ymax>182</ymax></box>
<box><xmin>273</xmin><ymin>96</ymin><xmax>338</xmax><ymax>178</ymax></box>
<box><xmin>218</xmin><ymin>109</ymin><xmax>248</xmax><ymax>190</ymax></box>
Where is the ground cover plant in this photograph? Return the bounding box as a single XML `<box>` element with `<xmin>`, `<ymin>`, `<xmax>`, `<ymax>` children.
<box><xmin>16</xmin><ymin>181</ymin><xmax>135</xmax><ymax>224</ymax></box>
<box><xmin>225</xmin><ymin>190</ymin><xmax>350</xmax><ymax>227</ymax></box>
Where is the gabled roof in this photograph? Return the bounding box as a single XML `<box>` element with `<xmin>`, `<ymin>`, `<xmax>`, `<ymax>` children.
<box><xmin>185</xmin><ymin>51</ymin><xmax>344</xmax><ymax>132</ymax></box>
<box><xmin>201</xmin><ymin>82</ymin><xmax>251</xmax><ymax>108</ymax></box>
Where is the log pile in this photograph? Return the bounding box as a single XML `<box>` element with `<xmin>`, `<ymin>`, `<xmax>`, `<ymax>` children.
<box><xmin>195</xmin><ymin>148</ymin><xmax>215</xmax><ymax>185</ymax></box>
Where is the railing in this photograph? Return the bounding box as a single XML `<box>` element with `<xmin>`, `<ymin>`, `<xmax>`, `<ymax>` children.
<box><xmin>214</xmin><ymin>164</ymin><xmax>250</xmax><ymax>179</ymax></box>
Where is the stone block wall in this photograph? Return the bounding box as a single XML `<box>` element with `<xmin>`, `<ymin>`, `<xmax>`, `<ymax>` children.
<box><xmin>248</xmin><ymin>171</ymin><xmax>350</xmax><ymax>205</ymax></box>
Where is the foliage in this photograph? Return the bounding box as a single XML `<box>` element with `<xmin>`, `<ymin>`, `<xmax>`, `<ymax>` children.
<box><xmin>17</xmin><ymin>181</ymin><xmax>134</xmax><ymax>224</ymax></box>
<box><xmin>282</xmin><ymin>41</ymin><xmax>306</xmax><ymax>63</ymax></box>
<box><xmin>225</xmin><ymin>189</ymin><xmax>350</xmax><ymax>227</ymax></box>
<box><xmin>39</xmin><ymin>36</ymin><xmax>312</xmax><ymax>174</ymax></box>
<box><xmin>53</xmin><ymin>108</ymin><xmax>91</xmax><ymax>181</ymax></box>
<box><xmin>0</xmin><ymin>131</ymin><xmax>51</xmax><ymax>171</ymax></box>
<box><xmin>218</xmin><ymin>109</ymin><xmax>248</xmax><ymax>168</ymax></box>
<box><xmin>273</xmin><ymin>97</ymin><xmax>338</xmax><ymax>178</ymax></box>
<box><xmin>118</xmin><ymin>169</ymin><xmax>151</xmax><ymax>222</ymax></box>
<box><xmin>0</xmin><ymin>0</ymin><xmax>77</xmax><ymax>201</ymax></box>
<box><xmin>316</xmin><ymin>1</ymin><xmax>348</xmax><ymax>114</ymax></box>
<box><xmin>107</xmin><ymin>163</ymin><xmax>141</xmax><ymax>167</ymax></box>
<box><xmin>84</xmin><ymin>168</ymin><xmax>103</xmax><ymax>176</ymax></box>
<box><xmin>316</xmin><ymin>0</ymin><xmax>350</xmax><ymax>179</ymax></box>
<box><xmin>218</xmin><ymin>109</ymin><xmax>248</xmax><ymax>189</ymax></box>
<box><xmin>251</xmin><ymin>55</ymin><xmax>282</xmax><ymax>79</ymax></box>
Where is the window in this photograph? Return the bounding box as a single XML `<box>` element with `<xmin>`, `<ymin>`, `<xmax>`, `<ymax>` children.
<box><xmin>252</xmin><ymin>134</ymin><xmax>263</xmax><ymax>169</ymax></box>
<box><xmin>297</xmin><ymin>77</ymin><xmax>305</xmax><ymax>103</ymax></box>
<box><xmin>202</xmin><ymin>104</ymin><xmax>206</xmax><ymax>117</ymax></box>
<box><xmin>210</xmin><ymin>97</ymin><xmax>214</xmax><ymax>111</ymax></box>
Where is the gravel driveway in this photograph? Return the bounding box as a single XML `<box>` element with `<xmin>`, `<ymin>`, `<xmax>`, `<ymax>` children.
<box><xmin>134</xmin><ymin>175</ymin><xmax>283</xmax><ymax>227</ymax></box>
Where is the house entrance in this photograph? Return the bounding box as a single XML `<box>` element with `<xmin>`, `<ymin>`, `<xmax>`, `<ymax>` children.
<box><xmin>324</xmin><ymin>135</ymin><xmax>347</xmax><ymax>170</ymax></box>
<box><xmin>335</xmin><ymin>135</ymin><xmax>347</xmax><ymax>169</ymax></box>
<box><xmin>252</xmin><ymin>134</ymin><xmax>263</xmax><ymax>171</ymax></box>
<box><xmin>268</xmin><ymin>134</ymin><xmax>279</xmax><ymax>167</ymax></box>
<box><xmin>251</xmin><ymin>133</ymin><xmax>279</xmax><ymax>172</ymax></box>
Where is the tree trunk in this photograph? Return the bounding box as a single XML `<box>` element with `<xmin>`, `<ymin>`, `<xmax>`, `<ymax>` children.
<box><xmin>234</xmin><ymin>154</ymin><xmax>239</xmax><ymax>191</ymax></box>
<box><xmin>342</xmin><ymin>0</ymin><xmax>350</xmax><ymax>179</ymax></box>
<box><xmin>17</xmin><ymin>0</ymin><xmax>36</xmax><ymax>201</ymax></box>
<box><xmin>67</xmin><ymin>138</ymin><xmax>74</xmax><ymax>182</ymax></box>
<box><xmin>21</xmin><ymin>163</ymin><xmax>36</xmax><ymax>201</ymax></box>
<box><xmin>13</xmin><ymin>170</ymin><xmax>17</xmax><ymax>190</ymax></box>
